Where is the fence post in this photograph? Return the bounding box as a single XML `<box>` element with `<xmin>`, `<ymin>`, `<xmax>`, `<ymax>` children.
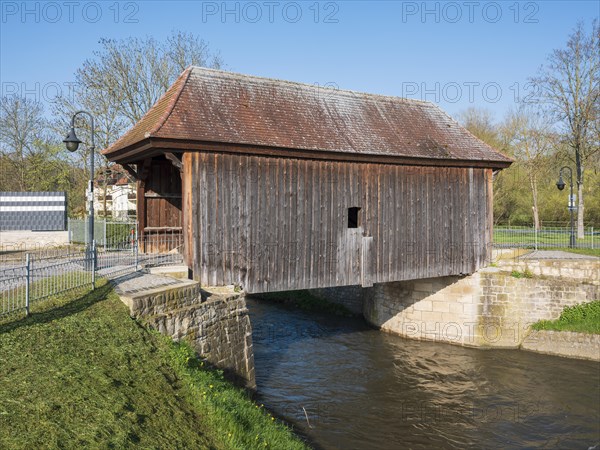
<box><xmin>104</xmin><ymin>219</ymin><xmax>107</xmax><ymax>251</ymax></box>
<box><xmin>92</xmin><ymin>240</ymin><xmax>96</xmax><ymax>290</ymax></box>
<box><xmin>534</xmin><ymin>224</ymin><xmax>538</xmax><ymax>251</ymax></box>
<box><xmin>25</xmin><ymin>253</ymin><xmax>31</xmax><ymax>316</ymax></box>
<box><xmin>134</xmin><ymin>233</ymin><xmax>139</xmax><ymax>271</ymax></box>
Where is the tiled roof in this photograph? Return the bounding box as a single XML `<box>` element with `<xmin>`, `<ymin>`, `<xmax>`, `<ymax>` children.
<box><xmin>103</xmin><ymin>67</ymin><xmax>511</xmax><ymax>166</ymax></box>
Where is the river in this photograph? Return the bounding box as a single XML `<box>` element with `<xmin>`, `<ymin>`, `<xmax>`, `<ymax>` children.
<box><xmin>247</xmin><ymin>298</ymin><xmax>600</xmax><ymax>450</ymax></box>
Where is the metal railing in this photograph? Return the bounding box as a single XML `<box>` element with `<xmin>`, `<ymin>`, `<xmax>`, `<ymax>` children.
<box><xmin>0</xmin><ymin>249</ymin><xmax>94</xmax><ymax>317</ymax></box>
<box><xmin>493</xmin><ymin>225</ymin><xmax>597</xmax><ymax>250</ymax></box>
<box><xmin>68</xmin><ymin>218</ymin><xmax>137</xmax><ymax>249</ymax></box>
<box><xmin>1</xmin><ymin>232</ymin><xmax>183</xmax><ymax>319</ymax></box>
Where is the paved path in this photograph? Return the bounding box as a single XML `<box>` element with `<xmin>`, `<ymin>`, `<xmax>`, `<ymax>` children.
<box><xmin>111</xmin><ymin>271</ymin><xmax>187</xmax><ymax>296</ymax></box>
<box><xmin>521</xmin><ymin>250</ymin><xmax>599</xmax><ymax>260</ymax></box>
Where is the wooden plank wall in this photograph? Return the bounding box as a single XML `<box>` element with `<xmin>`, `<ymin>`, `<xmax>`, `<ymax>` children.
<box><xmin>184</xmin><ymin>152</ymin><xmax>492</xmax><ymax>293</ymax></box>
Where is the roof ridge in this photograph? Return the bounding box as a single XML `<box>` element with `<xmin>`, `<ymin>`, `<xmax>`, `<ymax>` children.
<box><xmin>148</xmin><ymin>66</ymin><xmax>193</xmax><ymax>136</ymax></box>
<box><xmin>189</xmin><ymin>66</ymin><xmax>434</xmax><ymax>107</ymax></box>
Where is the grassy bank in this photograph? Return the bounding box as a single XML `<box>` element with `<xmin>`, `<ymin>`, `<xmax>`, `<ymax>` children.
<box><xmin>559</xmin><ymin>248</ymin><xmax>600</xmax><ymax>258</ymax></box>
<box><xmin>0</xmin><ymin>280</ymin><xmax>308</xmax><ymax>449</ymax></box>
<box><xmin>532</xmin><ymin>301</ymin><xmax>600</xmax><ymax>334</ymax></box>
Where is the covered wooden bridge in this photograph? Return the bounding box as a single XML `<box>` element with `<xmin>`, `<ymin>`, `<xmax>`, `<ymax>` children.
<box><xmin>102</xmin><ymin>67</ymin><xmax>511</xmax><ymax>293</ymax></box>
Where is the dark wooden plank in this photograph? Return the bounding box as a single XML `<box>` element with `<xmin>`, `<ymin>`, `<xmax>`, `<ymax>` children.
<box><xmin>268</xmin><ymin>157</ymin><xmax>277</xmax><ymax>291</ymax></box>
<box><xmin>218</xmin><ymin>153</ymin><xmax>226</xmax><ymax>285</ymax></box>
<box><xmin>204</xmin><ymin>152</ymin><xmax>216</xmax><ymax>286</ymax></box>
<box><xmin>333</xmin><ymin>161</ymin><xmax>343</xmax><ymax>287</ymax></box>
<box><xmin>247</xmin><ymin>155</ymin><xmax>258</xmax><ymax>292</ymax></box>
<box><xmin>223</xmin><ymin>154</ymin><xmax>233</xmax><ymax>283</ymax></box>
<box><xmin>296</xmin><ymin>159</ymin><xmax>306</xmax><ymax>290</ymax></box>
<box><xmin>287</xmin><ymin>158</ymin><xmax>296</xmax><ymax>290</ymax></box>
<box><xmin>256</xmin><ymin>156</ymin><xmax>267</xmax><ymax>292</ymax></box>
<box><xmin>308</xmin><ymin>160</ymin><xmax>317</xmax><ymax>289</ymax></box>
<box><xmin>239</xmin><ymin>154</ymin><xmax>249</xmax><ymax>289</ymax></box>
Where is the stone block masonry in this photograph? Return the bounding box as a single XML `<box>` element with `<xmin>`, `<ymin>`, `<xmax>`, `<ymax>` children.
<box><xmin>114</xmin><ymin>274</ymin><xmax>255</xmax><ymax>389</ymax></box>
<box><xmin>312</xmin><ymin>257</ymin><xmax>599</xmax><ymax>359</ymax></box>
<box><xmin>362</xmin><ymin>270</ymin><xmax>599</xmax><ymax>349</ymax></box>
<box><xmin>521</xmin><ymin>330</ymin><xmax>600</xmax><ymax>361</ymax></box>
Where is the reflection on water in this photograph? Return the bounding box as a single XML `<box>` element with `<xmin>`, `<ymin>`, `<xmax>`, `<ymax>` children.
<box><xmin>248</xmin><ymin>298</ymin><xmax>600</xmax><ymax>449</ymax></box>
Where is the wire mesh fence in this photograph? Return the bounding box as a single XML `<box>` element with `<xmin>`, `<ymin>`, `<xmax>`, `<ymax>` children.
<box><xmin>0</xmin><ymin>250</ymin><xmax>94</xmax><ymax>318</ymax></box>
<box><xmin>1</xmin><ymin>231</ymin><xmax>183</xmax><ymax>319</ymax></box>
<box><xmin>68</xmin><ymin>218</ymin><xmax>137</xmax><ymax>248</ymax></box>
<box><xmin>493</xmin><ymin>225</ymin><xmax>597</xmax><ymax>249</ymax></box>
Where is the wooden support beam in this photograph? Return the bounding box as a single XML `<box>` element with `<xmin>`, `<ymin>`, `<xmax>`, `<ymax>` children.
<box><xmin>165</xmin><ymin>152</ymin><xmax>183</xmax><ymax>172</ymax></box>
<box><xmin>121</xmin><ymin>163</ymin><xmax>139</xmax><ymax>179</ymax></box>
<box><xmin>139</xmin><ymin>158</ymin><xmax>152</xmax><ymax>186</ymax></box>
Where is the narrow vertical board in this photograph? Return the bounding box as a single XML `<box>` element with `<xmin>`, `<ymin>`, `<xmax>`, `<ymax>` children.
<box><xmin>361</xmin><ymin>236</ymin><xmax>374</xmax><ymax>287</ymax></box>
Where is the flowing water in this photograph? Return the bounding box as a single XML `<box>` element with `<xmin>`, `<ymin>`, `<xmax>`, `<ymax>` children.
<box><xmin>248</xmin><ymin>298</ymin><xmax>600</xmax><ymax>450</ymax></box>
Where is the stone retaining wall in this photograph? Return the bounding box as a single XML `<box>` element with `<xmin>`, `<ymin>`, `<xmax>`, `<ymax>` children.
<box><xmin>363</xmin><ymin>271</ymin><xmax>599</xmax><ymax>347</ymax></box>
<box><xmin>498</xmin><ymin>259</ymin><xmax>600</xmax><ymax>285</ymax></box>
<box><xmin>521</xmin><ymin>330</ymin><xmax>600</xmax><ymax>361</ymax></box>
<box><xmin>119</xmin><ymin>281</ymin><xmax>255</xmax><ymax>389</ymax></box>
<box><xmin>314</xmin><ymin>268</ymin><xmax>599</xmax><ymax>350</ymax></box>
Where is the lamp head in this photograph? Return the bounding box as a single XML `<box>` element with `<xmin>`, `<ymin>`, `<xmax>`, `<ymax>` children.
<box><xmin>556</xmin><ymin>175</ymin><xmax>566</xmax><ymax>191</ymax></box>
<box><xmin>63</xmin><ymin>127</ymin><xmax>82</xmax><ymax>152</ymax></box>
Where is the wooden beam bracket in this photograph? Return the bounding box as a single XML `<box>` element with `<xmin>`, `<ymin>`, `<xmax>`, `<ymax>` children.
<box><xmin>121</xmin><ymin>163</ymin><xmax>139</xmax><ymax>179</ymax></box>
<box><xmin>165</xmin><ymin>152</ymin><xmax>183</xmax><ymax>172</ymax></box>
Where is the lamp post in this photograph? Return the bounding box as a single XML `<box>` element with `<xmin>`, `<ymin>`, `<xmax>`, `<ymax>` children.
<box><xmin>64</xmin><ymin>111</ymin><xmax>95</xmax><ymax>266</ymax></box>
<box><xmin>556</xmin><ymin>166</ymin><xmax>576</xmax><ymax>248</ymax></box>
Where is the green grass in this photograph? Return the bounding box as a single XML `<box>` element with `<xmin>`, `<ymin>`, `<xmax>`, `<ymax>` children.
<box><xmin>557</xmin><ymin>248</ymin><xmax>600</xmax><ymax>258</ymax></box>
<box><xmin>510</xmin><ymin>269</ymin><xmax>534</xmax><ymax>279</ymax></box>
<box><xmin>0</xmin><ymin>280</ymin><xmax>309</xmax><ymax>450</ymax></box>
<box><xmin>532</xmin><ymin>301</ymin><xmax>600</xmax><ymax>334</ymax></box>
<box><xmin>493</xmin><ymin>226</ymin><xmax>597</xmax><ymax>248</ymax></box>
<box><xmin>1</xmin><ymin>271</ymin><xmax>93</xmax><ymax>317</ymax></box>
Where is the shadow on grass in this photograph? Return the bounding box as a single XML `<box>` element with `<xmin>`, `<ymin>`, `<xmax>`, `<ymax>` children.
<box><xmin>0</xmin><ymin>283</ymin><xmax>112</xmax><ymax>335</ymax></box>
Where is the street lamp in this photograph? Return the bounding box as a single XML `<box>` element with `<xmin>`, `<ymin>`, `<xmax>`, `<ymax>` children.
<box><xmin>556</xmin><ymin>166</ymin><xmax>576</xmax><ymax>248</ymax></box>
<box><xmin>64</xmin><ymin>111</ymin><xmax>96</xmax><ymax>265</ymax></box>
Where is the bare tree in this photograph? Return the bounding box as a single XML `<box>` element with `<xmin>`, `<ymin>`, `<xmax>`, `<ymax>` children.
<box><xmin>531</xmin><ymin>20</ymin><xmax>600</xmax><ymax>238</ymax></box>
<box><xmin>54</xmin><ymin>30</ymin><xmax>223</xmax><ymax>130</ymax></box>
<box><xmin>52</xmin><ymin>31</ymin><xmax>223</xmax><ymax>216</ymax></box>
<box><xmin>0</xmin><ymin>96</ymin><xmax>47</xmax><ymax>190</ymax></box>
<box><xmin>458</xmin><ymin>107</ymin><xmax>504</xmax><ymax>149</ymax></box>
<box><xmin>0</xmin><ymin>96</ymin><xmax>82</xmax><ymax>208</ymax></box>
<box><xmin>502</xmin><ymin>106</ymin><xmax>555</xmax><ymax>230</ymax></box>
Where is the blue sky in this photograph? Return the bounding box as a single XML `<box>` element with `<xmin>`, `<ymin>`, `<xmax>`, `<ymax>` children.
<box><xmin>1</xmin><ymin>1</ymin><xmax>598</xmax><ymax>122</ymax></box>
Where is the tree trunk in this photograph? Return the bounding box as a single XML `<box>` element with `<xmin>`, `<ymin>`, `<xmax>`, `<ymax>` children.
<box><xmin>530</xmin><ymin>173</ymin><xmax>540</xmax><ymax>231</ymax></box>
<box><xmin>577</xmin><ymin>181</ymin><xmax>585</xmax><ymax>239</ymax></box>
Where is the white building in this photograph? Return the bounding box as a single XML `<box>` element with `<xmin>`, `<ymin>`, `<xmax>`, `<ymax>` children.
<box><xmin>90</xmin><ymin>168</ymin><xmax>137</xmax><ymax>220</ymax></box>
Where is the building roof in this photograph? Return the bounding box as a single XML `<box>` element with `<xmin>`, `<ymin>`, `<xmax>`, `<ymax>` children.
<box><xmin>102</xmin><ymin>67</ymin><xmax>511</xmax><ymax>168</ymax></box>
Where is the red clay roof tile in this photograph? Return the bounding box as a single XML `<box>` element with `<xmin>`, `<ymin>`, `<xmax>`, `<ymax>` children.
<box><xmin>102</xmin><ymin>66</ymin><xmax>511</xmax><ymax>166</ymax></box>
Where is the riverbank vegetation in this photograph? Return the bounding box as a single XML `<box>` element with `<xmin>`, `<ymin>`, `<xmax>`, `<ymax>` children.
<box><xmin>0</xmin><ymin>280</ymin><xmax>308</xmax><ymax>449</ymax></box>
<box><xmin>532</xmin><ymin>301</ymin><xmax>600</xmax><ymax>334</ymax></box>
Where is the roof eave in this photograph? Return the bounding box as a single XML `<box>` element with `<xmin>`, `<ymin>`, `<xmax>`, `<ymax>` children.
<box><xmin>104</xmin><ymin>137</ymin><xmax>512</xmax><ymax>170</ymax></box>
